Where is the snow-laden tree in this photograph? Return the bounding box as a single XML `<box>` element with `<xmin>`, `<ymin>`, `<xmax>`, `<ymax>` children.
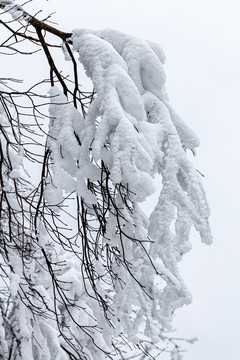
<box><xmin>0</xmin><ymin>1</ymin><xmax>212</xmax><ymax>359</ymax></box>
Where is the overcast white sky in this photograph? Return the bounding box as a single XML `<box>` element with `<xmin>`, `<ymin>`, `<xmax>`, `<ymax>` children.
<box><xmin>3</xmin><ymin>0</ymin><xmax>240</xmax><ymax>359</ymax></box>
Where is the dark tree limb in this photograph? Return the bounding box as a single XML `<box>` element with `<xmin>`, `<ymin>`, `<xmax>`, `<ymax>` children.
<box><xmin>0</xmin><ymin>3</ymin><xmax>72</xmax><ymax>41</ymax></box>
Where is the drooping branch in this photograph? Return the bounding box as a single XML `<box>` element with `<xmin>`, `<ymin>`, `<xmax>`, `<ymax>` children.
<box><xmin>35</xmin><ymin>26</ymin><xmax>69</xmax><ymax>95</ymax></box>
<box><xmin>0</xmin><ymin>2</ymin><xmax>211</xmax><ymax>360</ymax></box>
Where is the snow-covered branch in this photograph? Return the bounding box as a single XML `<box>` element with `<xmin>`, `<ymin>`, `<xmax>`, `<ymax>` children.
<box><xmin>0</xmin><ymin>3</ymin><xmax>212</xmax><ymax>359</ymax></box>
